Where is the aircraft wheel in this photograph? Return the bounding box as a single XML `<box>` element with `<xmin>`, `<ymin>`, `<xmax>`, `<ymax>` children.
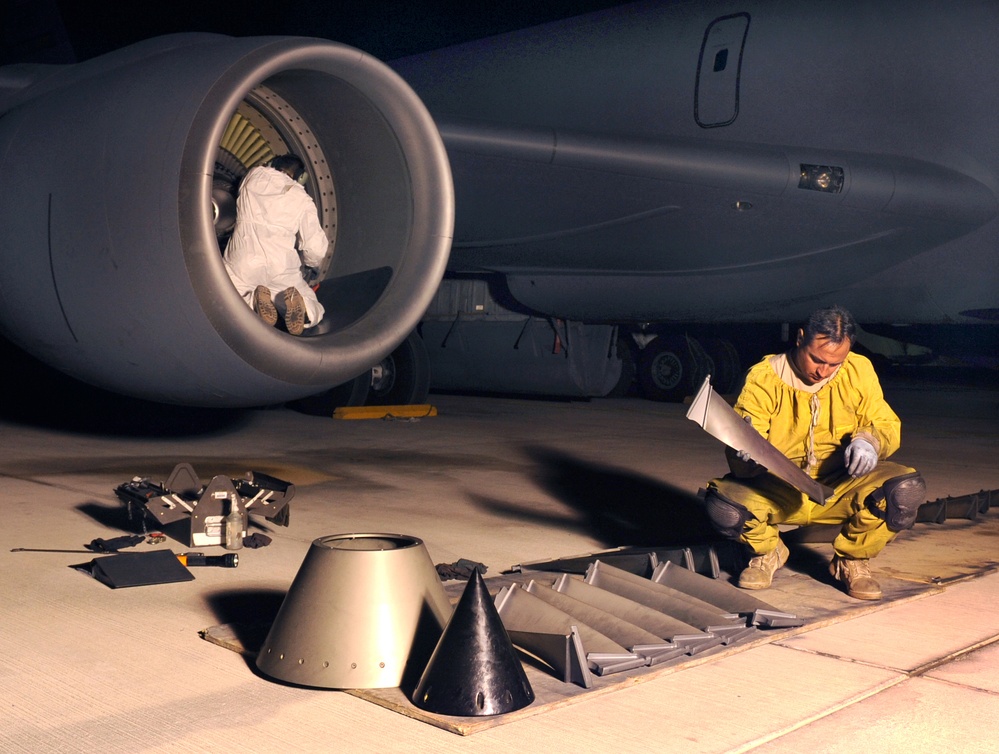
<box><xmin>366</xmin><ymin>331</ymin><xmax>431</xmax><ymax>406</ymax></box>
<box><xmin>638</xmin><ymin>334</ymin><xmax>709</xmax><ymax>402</ymax></box>
<box><xmin>701</xmin><ymin>337</ymin><xmax>742</xmax><ymax>395</ymax></box>
<box><xmin>606</xmin><ymin>335</ymin><xmax>638</xmax><ymax>397</ymax></box>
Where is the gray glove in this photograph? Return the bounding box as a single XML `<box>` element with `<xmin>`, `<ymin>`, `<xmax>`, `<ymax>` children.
<box><xmin>845</xmin><ymin>438</ymin><xmax>878</xmax><ymax>477</ymax></box>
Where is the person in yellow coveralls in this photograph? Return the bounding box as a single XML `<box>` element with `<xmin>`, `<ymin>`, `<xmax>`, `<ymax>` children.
<box><xmin>703</xmin><ymin>305</ymin><xmax>925</xmax><ymax>600</ymax></box>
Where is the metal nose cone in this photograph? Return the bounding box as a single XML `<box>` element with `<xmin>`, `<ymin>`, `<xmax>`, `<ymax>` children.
<box><xmin>256</xmin><ymin>533</ymin><xmax>452</xmax><ymax>689</ymax></box>
<box><xmin>412</xmin><ymin>568</ymin><xmax>535</xmax><ymax>716</ymax></box>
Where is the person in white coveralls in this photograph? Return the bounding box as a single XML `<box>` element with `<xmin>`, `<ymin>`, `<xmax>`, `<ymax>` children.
<box><xmin>223</xmin><ymin>154</ymin><xmax>331</xmax><ymax>335</ymax></box>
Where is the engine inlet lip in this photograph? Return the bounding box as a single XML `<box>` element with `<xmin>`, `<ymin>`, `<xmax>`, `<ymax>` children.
<box><xmin>179</xmin><ymin>36</ymin><xmax>453</xmax><ymax>390</ymax></box>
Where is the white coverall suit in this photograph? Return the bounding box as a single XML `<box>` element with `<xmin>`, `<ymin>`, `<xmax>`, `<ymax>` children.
<box><xmin>223</xmin><ymin>166</ymin><xmax>330</xmax><ymax>328</ymax></box>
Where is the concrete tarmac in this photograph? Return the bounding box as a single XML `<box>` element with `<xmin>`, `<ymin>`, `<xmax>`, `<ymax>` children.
<box><xmin>1</xmin><ymin>368</ymin><xmax>998</xmax><ymax>752</ymax></box>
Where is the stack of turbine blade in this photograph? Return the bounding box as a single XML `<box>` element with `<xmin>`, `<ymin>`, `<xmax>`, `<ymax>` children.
<box><xmin>525</xmin><ymin>580</ymin><xmax>687</xmax><ymax>665</ymax></box>
<box><xmin>510</xmin><ymin>547</ymin><xmax>658</xmax><ymax>577</ymax></box>
<box><xmin>496</xmin><ymin>556</ymin><xmax>804</xmax><ymax>687</ymax></box>
<box><xmin>584</xmin><ymin>560</ymin><xmax>757</xmax><ymax>645</ymax></box>
<box><xmin>494</xmin><ymin>583</ymin><xmax>644</xmax><ymax>683</ymax></box>
<box><xmin>551</xmin><ymin>573</ymin><xmax>725</xmax><ymax>655</ymax></box>
<box><xmin>508</xmin><ymin>542</ymin><xmax>727</xmax><ymax>578</ymax></box>
<box><xmin>651</xmin><ymin>560</ymin><xmax>802</xmax><ymax>628</ymax></box>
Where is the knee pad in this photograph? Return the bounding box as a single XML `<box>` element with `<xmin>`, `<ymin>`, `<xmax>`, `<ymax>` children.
<box><xmin>704</xmin><ymin>489</ymin><xmax>752</xmax><ymax>539</ymax></box>
<box><xmin>866</xmin><ymin>471</ymin><xmax>926</xmax><ymax>531</ymax></box>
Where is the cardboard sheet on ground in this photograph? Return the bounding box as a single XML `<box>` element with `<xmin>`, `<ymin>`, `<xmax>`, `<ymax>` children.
<box><xmin>686</xmin><ymin>376</ymin><xmax>834</xmax><ymax>504</ymax></box>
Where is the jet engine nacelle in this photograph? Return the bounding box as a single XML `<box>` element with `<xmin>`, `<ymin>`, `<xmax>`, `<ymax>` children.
<box><xmin>0</xmin><ymin>34</ymin><xmax>453</xmax><ymax>406</ymax></box>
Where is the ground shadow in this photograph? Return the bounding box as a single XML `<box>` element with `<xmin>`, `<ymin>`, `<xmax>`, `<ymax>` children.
<box><xmin>477</xmin><ymin>446</ymin><xmax>854</xmax><ymax>583</ymax></box>
<box><xmin>522</xmin><ymin>445</ymin><xmax>721</xmax><ymax>548</ymax></box>
<box><xmin>76</xmin><ymin>501</ymin><xmax>134</xmax><ymax>532</ymax></box>
<box><xmin>1</xmin><ymin>336</ymin><xmax>253</xmax><ymax>437</ymax></box>
<box><xmin>202</xmin><ymin>588</ymin><xmax>287</xmax><ymax>665</ymax></box>
<box><xmin>782</xmin><ymin>540</ymin><xmax>839</xmax><ymax>586</ymax></box>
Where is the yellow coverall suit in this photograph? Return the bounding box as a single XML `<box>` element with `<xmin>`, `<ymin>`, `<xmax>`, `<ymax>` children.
<box><xmin>706</xmin><ymin>351</ymin><xmax>917</xmax><ymax>560</ymax></box>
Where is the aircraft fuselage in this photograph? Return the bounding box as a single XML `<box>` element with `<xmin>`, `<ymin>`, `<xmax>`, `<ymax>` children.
<box><xmin>394</xmin><ymin>0</ymin><xmax>999</xmax><ymax>325</ymax></box>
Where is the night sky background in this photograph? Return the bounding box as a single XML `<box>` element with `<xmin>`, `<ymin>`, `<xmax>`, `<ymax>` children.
<box><xmin>4</xmin><ymin>0</ymin><xmax>634</xmax><ymax>64</ymax></box>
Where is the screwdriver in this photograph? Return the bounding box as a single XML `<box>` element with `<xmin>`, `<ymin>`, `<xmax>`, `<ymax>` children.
<box><xmin>177</xmin><ymin>552</ymin><xmax>239</xmax><ymax>568</ymax></box>
<box><xmin>11</xmin><ymin>548</ymin><xmax>239</xmax><ymax>568</ymax></box>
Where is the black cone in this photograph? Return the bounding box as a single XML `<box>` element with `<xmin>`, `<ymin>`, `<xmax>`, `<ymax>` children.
<box><xmin>411</xmin><ymin>569</ymin><xmax>534</xmax><ymax>716</ymax></box>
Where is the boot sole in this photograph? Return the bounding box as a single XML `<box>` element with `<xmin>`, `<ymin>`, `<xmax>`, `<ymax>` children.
<box><xmin>847</xmin><ymin>589</ymin><xmax>882</xmax><ymax>601</ymax></box>
<box><xmin>282</xmin><ymin>288</ymin><xmax>305</xmax><ymax>335</ymax></box>
<box><xmin>253</xmin><ymin>286</ymin><xmax>278</xmax><ymax>326</ymax></box>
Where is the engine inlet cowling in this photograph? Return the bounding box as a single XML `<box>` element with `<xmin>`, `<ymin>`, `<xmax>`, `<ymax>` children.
<box><xmin>0</xmin><ymin>34</ymin><xmax>453</xmax><ymax>406</ymax></box>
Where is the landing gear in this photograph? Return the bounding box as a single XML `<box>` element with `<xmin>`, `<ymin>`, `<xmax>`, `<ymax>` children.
<box><xmin>637</xmin><ymin>334</ymin><xmax>710</xmax><ymax>402</ymax></box>
<box><xmin>367</xmin><ymin>331</ymin><xmax>431</xmax><ymax>406</ymax></box>
<box><xmin>700</xmin><ymin>337</ymin><xmax>742</xmax><ymax>395</ymax></box>
<box><xmin>288</xmin><ymin>331</ymin><xmax>430</xmax><ymax>415</ymax></box>
<box><xmin>606</xmin><ymin>335</ymin><xmax>638</xmax><ymax>397</ymax></box>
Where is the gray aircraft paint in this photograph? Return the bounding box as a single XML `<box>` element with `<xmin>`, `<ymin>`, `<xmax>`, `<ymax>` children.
<box><xmin>393</xmin><ymin>0</ymin><xmax>998</xmax><ymax>325</ymax></box>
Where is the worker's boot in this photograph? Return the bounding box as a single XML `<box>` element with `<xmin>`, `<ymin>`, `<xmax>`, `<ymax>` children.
<box><xmin>281</xmin><ymin>288</ymin><xmax>306</xmax><ymax>335</ymax></box>
<box><xmin>737</xmin><ymin>539</ymin><xmax>789</xmax><ymax>590</ymax></box>
<box><xmin>829</xmin><ymin>555</ymin><xmax>882</xmax><ymax>600</ymax></box>
<box><xmin>253</xmin><ymin>286</ymin><xmax>278</xmax><ymax>326</ymax></box>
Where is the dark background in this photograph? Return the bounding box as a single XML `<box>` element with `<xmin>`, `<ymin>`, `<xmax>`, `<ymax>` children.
<box><xmin>3</xmin><ymin>0</ymin><xmax>634</xmax><ymax>64</ymax></box>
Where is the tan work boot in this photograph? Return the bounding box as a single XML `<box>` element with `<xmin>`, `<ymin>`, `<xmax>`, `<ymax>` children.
<box><xmin>281</xmin><ymin>287</ymin><xmax>306</xmax><ymax>335</ymax></box>
<box><xmin>253</xmin><ymin>286</ymin><xmax>278</xmax><ymax>326</ymax></box>
<box><xmin>737</xmin><ymin>539</ymin><xmax>789</xmax><ymax>590</ymax></box>
<box><xmin>830</xmin><ymin>555</ymin><xmax>882</xmax><ymax>600</ymax></box>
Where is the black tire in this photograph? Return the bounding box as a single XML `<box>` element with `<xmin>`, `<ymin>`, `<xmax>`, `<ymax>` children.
<box><xmin>638</xmin><ymin>334</ymin><xmax>709</xmax><ymax>402</ymax></box>
<box><xmin>367</xmin><ymin>331</ymin><xmax>431</xmax><ymax>406</ymax></box>
<box><xmin>701</xmin><ymin>337</ymin><xmax>742</xmax><ymax>395</ymax></box>
<box><xmin>606</xmin><ymin>335</ymin><xmax>638</xmax><ymax>397</ymax></box>
<box><xmin>287</xmin><ymin>372</ymin><xmax>371</xmax><ymax>416</ymax></box>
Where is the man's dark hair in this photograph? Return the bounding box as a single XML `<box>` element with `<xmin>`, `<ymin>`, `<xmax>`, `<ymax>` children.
<box><xmin>802</xmin><ymin>305</ymin><xmax>856</xmax><ymax>345</ymax></box>
<box><xmin>268</xmin><ymin>154</ymin><xmax>305</xmax><ymax>179</ymax></box>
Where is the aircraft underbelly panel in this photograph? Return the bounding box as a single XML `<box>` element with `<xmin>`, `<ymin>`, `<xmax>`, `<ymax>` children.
<box><xmin>439</xmin><ymin>119</ymin><xmax>995</xmax><ymax>284</ymax></box>
<box><xmin>445</xmin><ymin>162</ymin><xmax>982</xmax><ymax>285</ymax></box>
